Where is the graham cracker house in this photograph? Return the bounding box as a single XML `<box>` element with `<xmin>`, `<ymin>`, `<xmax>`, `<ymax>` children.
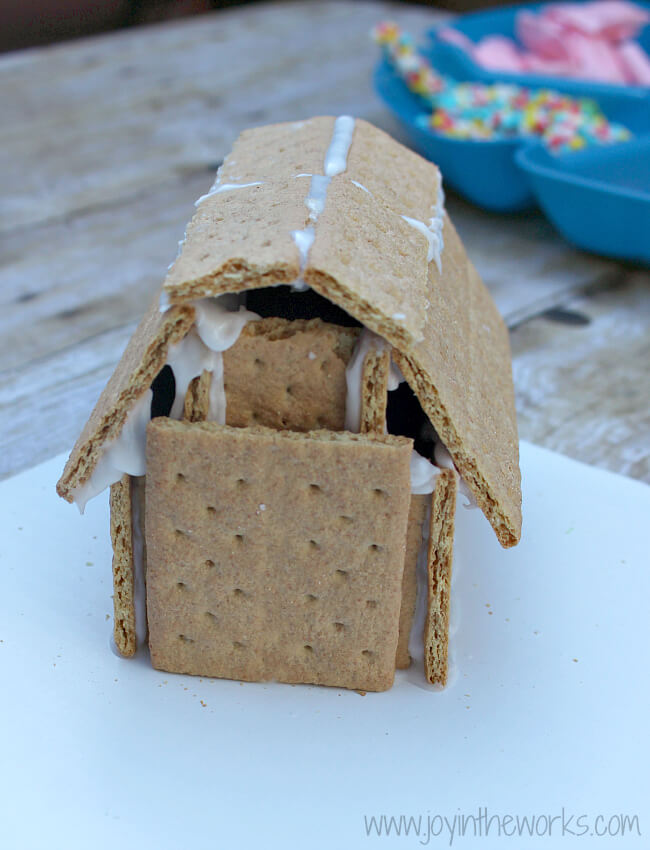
<box><xmin>56</xmin><ymin>116</ymin><xmax>521</xmax><ymax>693</ymax></box>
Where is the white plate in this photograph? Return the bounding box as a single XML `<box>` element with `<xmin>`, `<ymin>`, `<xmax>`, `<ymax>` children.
<box><xmin>2</xmin><ymin>443</ymin><xmax>648</xmax><ymax>849</ymax></box>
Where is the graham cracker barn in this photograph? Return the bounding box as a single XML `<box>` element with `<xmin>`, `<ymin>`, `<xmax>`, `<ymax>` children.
<box><xmin>57</xmin><ymin>116</ymin><xmax>522</xmax><ymax>693</ymax></box>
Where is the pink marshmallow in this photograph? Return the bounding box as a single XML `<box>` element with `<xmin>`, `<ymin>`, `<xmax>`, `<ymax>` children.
<box><xmin>544</xmin><ymin>1</ymin><xmax>650</xmax><ymax>42</ymax></box>
<box><xmin>618</xmin><ymin>39</ymin><xmax>650</xmax><ymax>82</ymax></box>
<box><xmin>564</xmin><ymin>32</ymin><xmax>629</xmax><ymax>81</ymax></box>
<box><xmin>521</xmin><ymin>54</ymin><xmax>576</xmax><ymax>76</ymax></box>
<box><xmin>437</xmin><ymin>26</ymin><xmax>477</xmax><ymax>55</ymax></box>
<box><xmin>473</xmin><ymin>35</ymin><xmax>526</xmax><ymax>72</ymax></box>
<box><xmin>516</xmin><ymin>10</ymin><xmax>569</xmax><ymax>59</ymax></box>
<box><xmin>464</xmin><ymin>2</ymin><xmax>650</xmax><ymax>86</ymax></box>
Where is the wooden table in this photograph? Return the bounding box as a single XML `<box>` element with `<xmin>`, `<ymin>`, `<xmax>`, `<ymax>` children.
<box><xmin>2</xmin><ymin>0</ymin><xmax>648</xmax><ymax>485</ymax></box>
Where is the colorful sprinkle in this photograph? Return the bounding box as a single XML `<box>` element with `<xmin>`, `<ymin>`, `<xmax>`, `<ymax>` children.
<box><xmin>372</xmin><ymin>22</ymin><xmax>631</xmax><ymax>153</ymax></box>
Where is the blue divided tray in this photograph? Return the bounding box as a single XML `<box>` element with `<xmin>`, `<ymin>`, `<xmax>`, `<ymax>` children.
<box><xmin>373</xmin><ymin>3</ymin><xmax>650</xmax><ymax>262</ymax></box>
<box><xmin>516</xmin><ymin>135</ymin><xmax>650</xmax><ymax>262</ymax></box>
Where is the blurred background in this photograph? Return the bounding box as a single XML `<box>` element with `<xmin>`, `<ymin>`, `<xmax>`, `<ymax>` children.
<box><xmin>1</xmin><ymin>1</ymin><xmax>507</xmax><ymax>53</ymax></box>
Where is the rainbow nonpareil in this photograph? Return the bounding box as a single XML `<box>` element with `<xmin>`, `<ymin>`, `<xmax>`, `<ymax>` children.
<box><xmin>373</xmin><ymin>22</ymin><xmax>632</xmax><ymax>153</ymax></box>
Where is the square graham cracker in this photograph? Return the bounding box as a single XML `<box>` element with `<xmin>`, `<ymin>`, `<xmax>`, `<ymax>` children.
<box><xmin>144</xmin><ymin>420</ymin><xmax>413</xmax><ymax>692</ymax></box>
<box><xmin>223</xmin><ymin>318</ymin><xmax>358</xmax><ymax>432</ymax></box>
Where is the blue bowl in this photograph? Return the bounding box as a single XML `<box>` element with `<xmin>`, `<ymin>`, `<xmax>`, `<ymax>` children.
<box><xmin>426</xmin><ymin>0</ymin><xmax>650</xmax><ymax>100</ymax></box>
<box><xmin>516</xmin><ymin>136</ymin><xmax>650</xmax><ymax>262</ymax></box>
<box><xmin>374</xmin><ymin>59</ymin><xmax>536</xmax><ymax>211</ymax></box>
<box><xmin>373</xmin><ymin>58</ymin><xmax>650</xmax><ymax>213</ymax></box>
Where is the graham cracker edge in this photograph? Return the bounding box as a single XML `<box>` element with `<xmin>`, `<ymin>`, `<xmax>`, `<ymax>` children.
<box><xmin>109</xmin><ymin>474</ymin><xmax>136</xmax><ymax>657</ymax></box>
<box><xmin>393</xmin><ymin>350</ymin><xmax>519</xmax><ymax>548</ymax></box>
<box><xmin>360</xmin><ymin>345</ymin><xmax>390</xmax><ymax>434</ymax></box>
<box><xmin>56</xmin><ymin>298</ymin><xmax>195</xmax><ymax>502</ymax></box>
<box><xmin>424</xmin><ymin>469</ymin><xmax>457</xmax><ymax>686</ymax></box>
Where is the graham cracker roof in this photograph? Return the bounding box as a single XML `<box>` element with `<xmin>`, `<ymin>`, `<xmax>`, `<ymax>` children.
<box><xmin>57</xmin><ymin>117</ymin><xmax>521</xmax><ymax>548</ymax></box>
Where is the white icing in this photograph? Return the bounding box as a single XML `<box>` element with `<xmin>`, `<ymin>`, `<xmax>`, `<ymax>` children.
<box><xmin>289</xmin><ymin>120</ymin><xmax>355</xmax><ymax>291</ymax></box>
<box><xmin>351</xmin><ymin>180</ymin><xmax>370</xmax><ymax>194</ymax></box>
<box><xmin>400</xmin><ymin>171</ymin><xmax>446</xmax><ymax>274</ymax></box>
<box><xmin>392</xmin><ymin>312</ymin><xmax>406</xmax><ymax>321</ymax></box>
<box><xmin>194</xmin><ymin>297</ymin><xmax>259</xmax><ymax>352</ymax></box>
<box><xmin>194</xmin><ymin>181</ymin><xmax>262</xmax><ymax>207</ymax></box>
<box><xmin>408</xmin><ymin>502</ymin><xmax>431</xmax><ymax>670</ymax></box>
<box><xmin>291</xmin><ymin>176</ymin><xmax>331</xmax><ymax>286</ymax></box>
<box><xmin>291</xmin><ymin>226</ymin><xmax>315</xmax><ymax>270</ymax></box>
<box><xmin>431</xmin><ymin>169</ymin><xmax>446</xmax><ymax>264</ymax></box>
<box><xmin>324</xmin><ymin>115</ymin><xmax>355</xmax><ymax>177</ymax></box>
<box><xmin>72</xmin><ymin>390</ymin><xmax>153</xmax><ymax>513</ymax></box>
<box><xmin>165</xmin><ymin>230</ymin><xmax>190</xmax><ymax>275</ymax></box>
<box><xmin>343</xmin><ymin>329</ymin><xmax>386</xmax><ymax>433</ymax></box>
<box><xmin>388</xmin><ymin>359</ymin><xmax>405</xmax><ymax>391</ymax></box>
<box><xmin>410</xmin><ymin>451</ymin><xmax>440</xmax><ymax>495</ymax></box>
<box><xmin>159</xmin><ymin>291</ymin><xmax>171</xmax><ymax>312</ymax></box>
<box><xmin>434</xmin><ymin>443</ymin><xmax>478</xmax><ymax>508</ymax></box>
<box><xmin>290</xmin><ymin>279</ymin><xmax>310</xmax><ymax>293</ymax></box>
<box><xmin>165</xmin><ymin>330</ymin><xmax>221</xmax><ymax>420</ymax></box>
<box><xmin>401</xmin><ymin>216</ymin><xmax>439</xmax><ymax>265</ymax></box>
<box><xmin>304</xmin><ymin>174</ymin><xmax>331</xmax><ymax>218</ymax></box>
<box><xmin>71</xmin><ymin>296</ymin><xmax>259</xmax><ymax>510</ymax></box>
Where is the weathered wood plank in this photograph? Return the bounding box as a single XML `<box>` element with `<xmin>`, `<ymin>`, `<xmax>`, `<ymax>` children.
<box><xmin>0</xmin><ymin>170</ymin><xmax>210</xmax><ymax>373</ymax></box>
<box><xmin>0</xmin><ymin>2</ymin><xmax>439</xmax><ymax>233</ymax></box>
<box><xmin>0</xmin><ymin>322</ymin><xmax>136</xmax><ymax>482</ymax></box>
<box><xmin>510</xmin><ymin>272</ymin><xmax>650</xmax><ymax>482</ymax></box>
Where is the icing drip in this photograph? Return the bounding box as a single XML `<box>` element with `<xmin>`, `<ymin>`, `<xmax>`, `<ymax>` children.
<box><xmin>408</xmin><ymin>502</ymin><xmax>431</xmax><ymax>673</ymax></box>
<box><xmin>388</xmin><ymin>358</ymin><xmax>405</xmax><ymax>390</ymax></box>
<box><xmin>304</xmin><ymin>174</ymin><xmax>331</xmax><ymax>218</ymax></box>
<box><xmin>434</xmin><ymin>443</ymin><xmax>478</xmax><ymax>508</ymax></box>
<box><xmin>343</xmin><ymin>328</ymin><xmax>386</xmax><ymax>433</ymax></box>
<box><xmin>400</xmin><ymin>170</ymin><xmax>446</xmax><ymax>274</ymax></box>
<box><xmin>194</xmin><ymin>181</ymin><xmax>263</xmax><ymax>207</ymax></box>
<box><xmin>194</xmin><ymin>297</ymin><xmax>259</xmax><ymax>352</ymax></box>
<box><xmin>162</xmin><ymin>171</ymin><xmax>262</xmax><ymax>286</ymax></box>
<box><xmin>72</xmin><ymin>390</ymin><xmax>153</xmax><ymax>513</ymax></box>
<box><xmin>410</xmin><ymin>451</ymin><xmax>441</xmax><ymax>495</ymax></box>
<box><xmin>165</xmin><ymin>330</ymin><xmax>222</xmax><ymax>421</ymax></box>
<box><xmin>290</xmin><ymin>118</ymin><xmax>355</xmax><ymax>291</ymax></box>
<box><xmin>324</xmin><ymin>115</ymin><xmax>356</xmax><ymax>177</ymax></box>
<box><xmin>71</xmin><ymin>296</ymin><xmax>259</xmax><ymax>510</ymax></box>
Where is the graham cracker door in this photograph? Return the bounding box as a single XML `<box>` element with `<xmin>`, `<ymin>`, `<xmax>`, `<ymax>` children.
<box><xmin>143</xmin><ymin>419</ymin><xmax>412</xmax><ymax>692</ymax></box>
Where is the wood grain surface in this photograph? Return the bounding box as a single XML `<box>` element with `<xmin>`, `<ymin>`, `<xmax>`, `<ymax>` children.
<box><xmin>1</xmin><ymin>1</ymin><xmax>648</xmax><ymax>483</ymax></box>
